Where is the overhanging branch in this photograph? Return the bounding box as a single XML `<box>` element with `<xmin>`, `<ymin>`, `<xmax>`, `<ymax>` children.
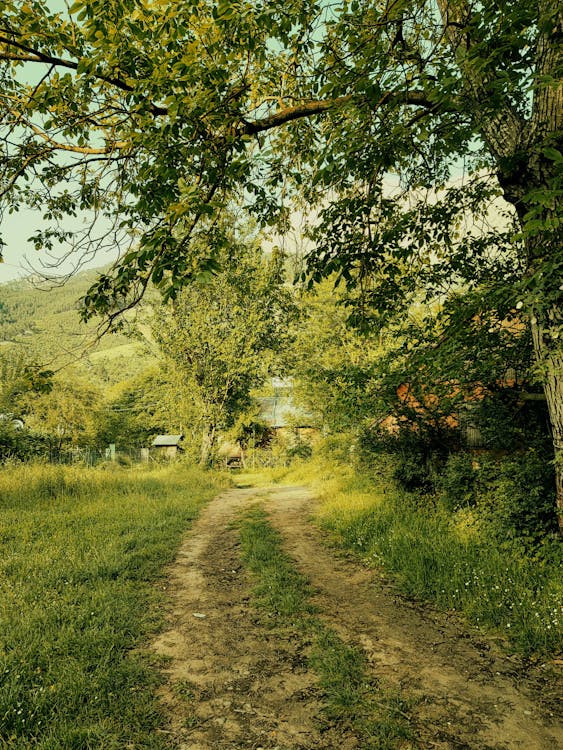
<box><xmin>7</xmin><ymin>108</ymin><xmax>127</xmax><ymax>154</ymax></box>
<box><xmin>0</xmin><ymin>34</ymin><xmax>168</xmax><ymax>116</ymax></box>
<box><xmin>241</xmin><ymin>96</ymin><xmax>353</xmax><ymax>134</ymax></box>
<box><xmin>240</xmin><ymin>89</ymin><xmax>440</xmax><ymax>135</ymax></box>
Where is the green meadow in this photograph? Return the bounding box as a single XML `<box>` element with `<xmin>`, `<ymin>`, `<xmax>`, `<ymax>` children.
<box><xmin>0</xmin><ymin>463</ymin><xmax>223</xmax><ymax>749</ymax></box>
<box><xmin>266</xmin><ymin>453</ymin><xmax>563</xmax><ymax>658</ymax></box>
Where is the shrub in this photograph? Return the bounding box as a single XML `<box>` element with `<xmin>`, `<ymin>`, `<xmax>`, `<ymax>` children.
<box><xmin>476</xmin><ymin>451</ymin><xmax>558</xmax><ymax>543</ymax></box>
<box><xmin>469</xmin><ymin>389</ymin><xmax>551</xmax><ymax>452</ymax></box>
<box><xmin>437</xmin><ymin>453</ymin><xmax>477</xmax><ymax>511</ymax></box>
<box><xmin>0</xmin><ymin>423</ymin><xmax>48</xmax><ymax>462</ymax></box>
<box><xmin>286</xmin><ymin>441</ymin><xmax>313</xmax><ymax>461</ymax></box>
<box><xmin>358</xmin><ymin>422</ymin><xmax>459</xmax><ymax>491</ymax></box>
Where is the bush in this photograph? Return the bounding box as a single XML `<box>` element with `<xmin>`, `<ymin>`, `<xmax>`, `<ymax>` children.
<box><xmin>437</xmin><ymin>453</ymin><xmax>477</xmax><ymax>511</ymax></box>
<box><xmin>469</xmin><ymin>389</ymin><xmax>551</xmax><ymax>452</ymax></box>
<box><xmin>0</xmin><ymin>423</ymin><xmax>48</xmax><ymax>461</ymax></box>
<box><xmin>358</xmin><ymin>422</ymin><xmax>459</xmax><ymax>491</ymax></box>
<box><xmin>476</xmin><ymin>451</ymin><xmax>558</xmax><ymax>543</ymax></box>
<box><xmin>286</xmin><ymin>441</ymin><xmax>313</xmax><ymax>461</ymax></box>
<box><xmin>435</xmin><ymin>450</ymin><xmax>557</xmax><ymax>543</ymax></box>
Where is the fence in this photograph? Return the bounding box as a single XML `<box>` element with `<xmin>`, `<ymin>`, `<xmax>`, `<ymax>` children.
<box><xmin>47</xmin><ymin>447</ymin><xmax>144</xmax><ymax>466</ymax></box>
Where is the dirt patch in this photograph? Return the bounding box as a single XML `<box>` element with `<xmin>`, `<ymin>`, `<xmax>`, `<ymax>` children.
<box><xmin>152</xmin><ymin>485</ymin><xmax>562</xmax><ymax>749</ymax></box>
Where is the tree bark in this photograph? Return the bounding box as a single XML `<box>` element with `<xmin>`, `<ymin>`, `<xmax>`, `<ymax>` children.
<box><xmin>531</xmin><ymin>314</ymin><xmax>563</xmax><ymax>532</ymax></box>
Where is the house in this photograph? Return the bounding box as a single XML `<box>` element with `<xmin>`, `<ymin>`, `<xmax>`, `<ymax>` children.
<box><xmin>151</xmin><ymin>434</ymin><xmax>184</xmax><ymax>459</ymax></box>
<box><xmin>258</xmin><ymin>381</ymin><xmax>313</xmax><ymax>432</ymax></box>
<box><xmin>378</xmin><ymin>366</ymin><xmax>547</xmax><ymax>450</ymax></box>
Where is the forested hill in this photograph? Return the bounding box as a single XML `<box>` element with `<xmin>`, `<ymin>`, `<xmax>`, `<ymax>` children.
<box><xmin>0</xmin><ymin>268</ymin><xmax>152</xmax><ymax>386</ymax></box>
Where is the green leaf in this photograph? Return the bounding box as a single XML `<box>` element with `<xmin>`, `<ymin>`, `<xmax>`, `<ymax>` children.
<box><xmin>542</xmin><ymin>147</ymin><xmax>563</xmax><ymax>163</ymax></box>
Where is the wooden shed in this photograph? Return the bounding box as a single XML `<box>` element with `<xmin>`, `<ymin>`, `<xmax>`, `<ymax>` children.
<box><xmin>151</xmin><ymin>434</ymin><xmax>184</xmax><ymax>459</ymax></box>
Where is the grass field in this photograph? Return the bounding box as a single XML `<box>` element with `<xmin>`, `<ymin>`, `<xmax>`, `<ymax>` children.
<box><xmin>262</xmin><ymin>452</ymin><xmax>563</xmax><ymax>657</ymax></box>
<box><xmin>87</xmin><ymin>342</ymin><xmax>148</xmax><ymax>361</ymax></box>
<box><xmin>0</xmin><ymin>462</ymin><xmax>224</xmax><ymax>749</ymax></box>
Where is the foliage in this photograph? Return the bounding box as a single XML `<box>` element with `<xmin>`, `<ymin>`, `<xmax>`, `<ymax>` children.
<box><xmin>435</xmin><ymin>452</ymin><xmax>477</xmax><ymax>511</ymax></box>
<box><xmin>292</xmin><ymin>279</ymin><xmax>388</xmax><ymax>433</ymax></box>
<box><xmin>285</xmin><ymin>440</ymin><xmax>313</xmax><ymax>461</ymax></box>
<box><xmin>0</xmin><ymin>271</ymin><xmax>145</xmax><ymax>381</ymax></box>
<box><xmin>0</xmin><ymin>0</ymin><xmax>559</xmax><ymax>317</ymax></box>
<box><xmin>153</xmin><ymin>236</ymin><xmax>295</xmax><ymax>464</ymax></box>
<box><xmin>467</xmin><ymin>389</ymin><xmax>551</xmax><ymax>451</ymax></box>
<box><xmin>231</xmin><ymin>417</ymin><xmax>273</xmax><ymax>451</ymax></box>
<box><xmin>376</xmin><ymin>288</ymin><xmax>535</xmax><ymax>421</ymax></box>
<box><xmin>474</xmin><ymin>452</ymin><xmax>559</xmax><ymax>544</ymax></box>
<box><xmin>96</xmin><ymin>366</ymin><xmax>195</xmax><ymax>451</ymax></box>
<box><xmin>359</xmin><ymin>416</ymin><xmax>461</xmax><ymax>492</ymax></box>
<box><xmin>0</xmin><ymin>346</ymin><xmax>53</xmax><ymax>415</ymax></box>
<box><xmin>288</xmin><ymin>446</ymin><xmax>562</xmax><ymax>656</ymax></box>
<box><xmin>0</xmin><ymin>420</ymin><xmax>47</xmax><ymax>461</ymax></box>
<box><xmin>350</xmin><ymin>281</ymin><xmax>552</xmax><ymax>493</ymax></box>
<box><xmin>0</xmin><ymin>271</ymin><xmax>153</xmax><ymax>434</ymax></box>
<box><xmin>0</xmin><ymin>461</ymin><xmax>223</xmax><ymax>749</ymax></box>
<box><xmin>21</xmin><ymin>372</ymin><xmax>102</xmax><ymax>451</ymax></box>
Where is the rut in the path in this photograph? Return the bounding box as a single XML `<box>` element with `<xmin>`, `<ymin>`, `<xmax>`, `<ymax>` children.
<box><xmin>152</xmin><ymin>486</ymin><xmax>338</xmax><ymax>750</ymax></box>
<box><xmin>152</xmin><ymin>485</ymin><xmax>563</xmax><ymax>750</ymax></box>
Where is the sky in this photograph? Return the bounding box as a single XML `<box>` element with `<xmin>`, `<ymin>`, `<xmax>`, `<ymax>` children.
<box><xmin>0</xmin><ymin>0</ymin><xmax>117</xmax><ymax>284</ymax></box>
<box><xmin>0</xmin><ymin>208</ymin><xmax>119</xmax><ymax>284</ymax></box>
<box><xmin>0</xmin><ymin>211</ymin><xmax>36</xmax><ymax>283</ymax></box>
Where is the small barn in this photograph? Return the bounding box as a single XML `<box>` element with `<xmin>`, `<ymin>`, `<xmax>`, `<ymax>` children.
<box><xmin>151</xmin><ymin>434</ymin><xmax>184</xmax><ymax>459</ymax></box>
<box><xmin>258</xmin><ymin>379</ymin><xmax>314</xmax><ymax>435</ymax></box>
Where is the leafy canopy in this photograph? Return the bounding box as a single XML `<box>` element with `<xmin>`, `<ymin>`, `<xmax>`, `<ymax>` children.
<box><xmin>0</xmin><ymin>0</ymin><xmax>560</xmax><ymax>323</ymax></box>
<box><xmin>152</xmin><ymin>229</ymin><xmax>295</xmax><ymax>460</ymax></box>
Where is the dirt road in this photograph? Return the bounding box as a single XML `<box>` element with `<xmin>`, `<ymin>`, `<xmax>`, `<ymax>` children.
<box><xmin>152</xmin><ymin>485</ymin><xmax>562</xmax><ymax>750</ymax></box>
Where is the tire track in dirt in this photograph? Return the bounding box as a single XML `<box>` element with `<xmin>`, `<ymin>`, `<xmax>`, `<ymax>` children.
<box><xmin>152</xmin><ymin>485</ymin><xmax>562</xmax><ymax>750</ymax></box>
<box><xmin>152</xmin><ymin>486</ymin><xmax>337</xmax><ymax>750</ymax></box>
<box><xmin>263</xmin><ymin>487</ymin><xmax>562</xmax><ymax>750</ymax></box>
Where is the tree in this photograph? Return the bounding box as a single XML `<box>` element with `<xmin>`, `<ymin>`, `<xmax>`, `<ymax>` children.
<box><xmin>96</xmin><ymin>366</ymin><xmax>198</xmax><ymax>452</ymax></box>
<box><xmin>292</xmin><ymin>278</ymin><xmax>386</xmax><ymax>433</ymax></box>
<box><xmin>153</xmin><ymin>238</ymin><xmax>294</xmax><ymax>465</ymax></box>
<box><xmin>0</xmin><ymin>346</ymin><xmax>53</xmax><ymax>415</ymax></box>
<box><xmin>21</xmin><ymin>373</ymin><xmax>101</xmax><ymax>452</ymax></box>
<box><xmin>0</xmin><ymin>1</ymin><xmax>561</xmax><ymax>522</ymax></box>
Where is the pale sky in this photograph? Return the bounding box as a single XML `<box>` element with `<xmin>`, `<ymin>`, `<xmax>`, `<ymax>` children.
<box><xmin>0</xmin><ymin>0</ymin><xmax>102</xmax><ymax>283</ymax></box>
<box><xmin>1</xmin><ymin>211</ymin><xmax>34</xmax><ymax>283</ymax></box>
<box><xmin>0</xmin><ymin>208</ymin><xmax>119</xmax><ymax>284</ymax></box>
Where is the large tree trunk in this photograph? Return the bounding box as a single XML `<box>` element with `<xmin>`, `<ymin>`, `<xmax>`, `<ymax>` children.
<box><xmin>531</xmin><ymin>314</ymin><xmax>563</xmax><ymax>533</ymax></box>
<box><xmin>445</xmin><ymin>0</ymin><xmax>563</xmax><ymax>533</ymax></box>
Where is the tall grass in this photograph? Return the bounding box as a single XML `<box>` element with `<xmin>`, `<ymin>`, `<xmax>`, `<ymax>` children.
<box><xmin>0</xmin><ymin>462</ymin><xmax>224</xmax><ymax>749</ymax></box>
<box><xmin>275</xmin><ymin>451</ymin><xmax>562</xmax><ymax>657</ymax></box>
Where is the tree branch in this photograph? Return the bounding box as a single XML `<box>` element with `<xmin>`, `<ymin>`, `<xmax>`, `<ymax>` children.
<box><xmin>241</xmin><ymin>90</ymin><xmax>437</xmax><ymax>135</ymax></box>
<box><xmin>7</xmin><ymin>108</ymin><xmax>127</xmax><ymax>154</ymax></box>
<box><xmin>241</xmin><ymin>96</ymin><xmax>353</xmax><ymax>134</ymax></box>
<box><xmin>0</xmin><ymin>34</ymin><xmax>81</xmax><ymax>72</ymax></box>
<box><xmin>0</xmin><ymin>34</ymin><xmax>168</xmax><ymax>116</ymax></box>
<box><xmin>435</xmin><ymin>0</ymin><xmax>526</xmax><ymax>160</ymax></box>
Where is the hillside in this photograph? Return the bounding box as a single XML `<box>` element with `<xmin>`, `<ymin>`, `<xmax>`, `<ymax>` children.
<box><xmin>0</xmin><ymin>268</ymin><xmax>154</xmax><ymax>387</ymax></box>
